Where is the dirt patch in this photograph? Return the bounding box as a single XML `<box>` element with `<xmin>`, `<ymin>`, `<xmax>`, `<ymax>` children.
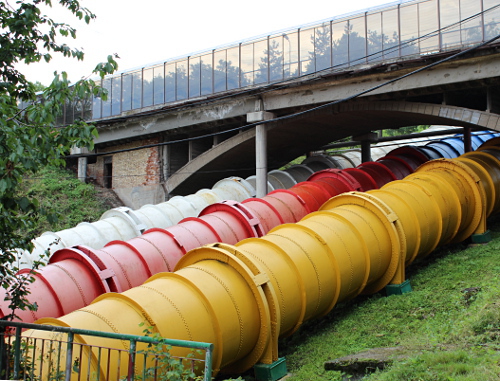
<box><xmin>94</xmin><ymin>186</ymin><xmax>125</xmax><ymax>209</ymax></box>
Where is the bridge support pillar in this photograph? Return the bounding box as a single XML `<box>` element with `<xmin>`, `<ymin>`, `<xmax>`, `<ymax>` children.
<box><xmin>78</xmin><ymin>157</ymin><xmax>88</xmax><ymax>182</ymax></box>
<box><xmin>354</xmin><ymin>132</ymin><xmax>378</xmax><ymax>163</ymax></box>
<box><xmin>73</xmin><ymin>147</ymin><xmax>90</xmax><ymax>183</ymax></box>
<box><xmin>463</xmin><ymin>127</ymin><xmax>472</xmax><ymax>153</ymax></box>
<box><xmin>248</xmin><ymin>111</ymin><xmax>276</xmax><ymax>198</ymax></box>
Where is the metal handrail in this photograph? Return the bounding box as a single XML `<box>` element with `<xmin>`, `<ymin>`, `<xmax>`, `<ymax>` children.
<box><xmin>0</xmin><ymin>320</ymin><xmax>214</xmax><ymax>381</ymax></box>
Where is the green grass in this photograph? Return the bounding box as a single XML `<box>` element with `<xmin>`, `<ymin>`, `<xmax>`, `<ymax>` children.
<box><xmin>221</xmin><ymin>217</ymin><xmax>500</xmax><ymax>380</ymax></box>
<box><xmin>20</xmin><ymin>166</ymin><xmax>110</xmax><ymax>237</ymax></box>
<box><xmin>275</xmin><ymin>217</ymin><xmax>500</xmax><ymax>381</ymax></box>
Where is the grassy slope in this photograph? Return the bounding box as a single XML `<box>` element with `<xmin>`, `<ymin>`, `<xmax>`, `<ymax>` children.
<box><xmin>21</xmin><ymin>166</ymin><xmax>110</xmax><ymax>237</ymax></box>
<box><xmin>277</xmin><ymin>216</ymin><xmax>500</xmax><ymax>381</ymax></box>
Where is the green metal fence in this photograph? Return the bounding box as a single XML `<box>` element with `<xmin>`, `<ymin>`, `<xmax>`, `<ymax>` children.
<box><xmin>0</xmin><ymin>320</ymin><xmax>213</xmax><ymax>381</ymax></box>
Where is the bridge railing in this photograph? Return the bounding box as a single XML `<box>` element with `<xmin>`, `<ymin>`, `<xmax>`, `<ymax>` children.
<box><xmin>0</xmin><ymin>320</ymin><xmax>213</xmax><ymax>381</ymax></box>
<box><xmin>58</xmin><ymin>0</ymin><xmax>500</xmax><ymax>124</ymax></box>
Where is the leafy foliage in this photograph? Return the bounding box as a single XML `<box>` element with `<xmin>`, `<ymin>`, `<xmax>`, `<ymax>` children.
<box><xmin>0</xmin><ymin>0</ymin><xmax>117</xmax><ymax>319</ymax></box>
<box><xmin>137</xmin><ymin>323</ymin><xmax>203</xmax><ymax>381</ymax></box>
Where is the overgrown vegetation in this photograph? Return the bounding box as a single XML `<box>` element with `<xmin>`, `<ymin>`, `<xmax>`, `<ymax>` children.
<box><xmin>138</xmin><ymin>323</ymin><xmax>204</xmax><ymax>381</ymax></box>
<box><xmin>273</xmin><ymin>215</ymin><xmax>500</xmax><ymax>381</ymax></box>
<box><xmin>0</xmin><ymin>0</ymin><xmax>117</xmax><ymax>321</ymax></box>
<box><xmin>18</xmin><ymin>166</ymin><xmax>109</xmax><ymax>237</ymax></box>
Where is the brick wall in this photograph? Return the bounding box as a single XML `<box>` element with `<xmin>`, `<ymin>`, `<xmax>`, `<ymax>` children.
<box><xmin>88</xmin><ymin>137</ymin><xmax>161</xmax><ymax>189</ymax></box>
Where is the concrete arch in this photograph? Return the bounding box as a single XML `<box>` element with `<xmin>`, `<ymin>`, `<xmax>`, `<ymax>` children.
<box><xmin>335</xmin><ymin>101</ymin><xmax>500</xmax><ymax>131</ymax></box>
<box><xmin>166</xmin><ymin>101</ymin><xmax>500</xmax><ymax>194</ymax></box>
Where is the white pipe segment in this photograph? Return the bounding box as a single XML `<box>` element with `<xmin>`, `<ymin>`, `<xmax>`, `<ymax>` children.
<box><xmin>284</xmin><ymin>164</ymin><xmax>315</xmax><ymax>182</ymax></box>
<box><xmin>245</xmin><ymin>175</ymin><xmax>275</xmax><ymax>193</ymax></box>
<box><xmin>267</xmin><ymin>170</ymin><xmax>297</xmax><ymax>189</ymax></box>
<box><xmin>211</xmin><ymin>177</ymin><xmax>255</xmax><ymax>201</ymax></box>
<box><xmin>17</xmin><ymin>176</ymin><xmax>255</xmax><ymax>269</ymax></box>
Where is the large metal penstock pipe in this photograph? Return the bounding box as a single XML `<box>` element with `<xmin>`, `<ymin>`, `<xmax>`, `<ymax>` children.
<box><xmin>14</xmin><ymin>139</ymin><xmax>497</xmax><ymax>325</ymax></box>
<box><xmin>1</xmin><ymin>171</ymin><xmax>364</xmax><ymax>323</ymax></box>
<box><xmin>24</xmin><ymin>149</ymin><xmax>498</xmax><ymax>379</ymax></box>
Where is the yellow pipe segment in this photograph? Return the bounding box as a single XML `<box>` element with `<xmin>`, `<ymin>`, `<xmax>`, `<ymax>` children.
<box><xmin>454</xmin><ymin>157</ymin><xmax>495</xmax><ymax>217</ymax></box>
<box><xmin>403</xmin><ymin>172</ymin><xmax>461</xmax><ymax>246</ymax></box>
<box><xmin>416</xmin><ymin>159</ymin><xmax>486</xmax><ymax>242</ymax></box>
<box><xmin>460</xmin><ymin>151</ymin><xmax>500</xmax><ymax>214</ymax></box>
<box><xmin>320</xmin><ymin>194</ymin><xmax>405</xmax><ymax>294</ymax></box>
<box><xmin>375</xmin><ymin>180</ymin><xmax>443</xmax><ymax>259</ymax></box>
<box><xmin>24</xmin><ymin>155</ymin><xmax>500</xmax><ymax>379</ymax></box>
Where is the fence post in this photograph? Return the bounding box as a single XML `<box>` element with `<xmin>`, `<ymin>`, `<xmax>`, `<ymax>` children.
<box><xmin>13</xmin><ymin>326</ymin><xmax>22</xmax><ymax>380</ymax></box>
<box><xmin>65</xmin><ymin>332</ymin><xmax>74</xmax><ymax>381</ymax></box>
<box><xmin>128</xmin><ymin>339</ymin><xmax>137</xmax><ymax>381</ymax></box>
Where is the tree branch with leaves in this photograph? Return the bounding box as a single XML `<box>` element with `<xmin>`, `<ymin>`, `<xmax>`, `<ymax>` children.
<box><xmin>0</xmin><ymin>0</ymin><xmax>117</xmax><ymax>320</ymax></box>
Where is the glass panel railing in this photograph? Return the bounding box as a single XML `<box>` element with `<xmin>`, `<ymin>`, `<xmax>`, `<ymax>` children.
<box><xmin>367</xmin><ymin>12</ymin><xmax>383</xmax><ymax>62</ymax></box>
<box><xmin>102</xmin><ymin>77</ymin><xmax>112</xmax><ymax>118</ymax></box>
<box><xmin>484</xmin><ymin>0</ymin><xmax>500</xmax><ymax>39</ymax></box>
<box><xmin>92</xmin><ymin>91</ymin><xmax>102</xmax><ymax>119</ymax></box>
<box><xmin>132</xmin><ymin>71</ymin><xmax>142</xmax><ymax>109</ymax></box>
<box><xmin>189</xmin><ymin>56</ymin><xmax>201</xmax><ymax>98</ymax></box>
<box><xmin>299</xmin><ymin>27</ymin><xmax>315</xmax><ymax>75</ymax></box>
<box><xmin>460</xmin><ymin>0</ymin><xmax>482</xmax><ymax>44</ymax></box>
<box><xmin>315</xmin><ymin>23</ymin><xmax>332</xmax><ymax>71</ymax></box>
<box><xmin>122</xmin><ymin>73</ymin><xmax>133</xmax><ymax>112</ymax></box>
<box><xmin>111</xmin><ymin>76</ymin><xmax>121</xmax><ymax>115</ymax></box>
<box><xmin>81</xmin><ymin>0</ymin><xmax>497</xmax><ymax>121</ymax></box>
<box><xmin>254</xmin><ymin>39</ymin><xmax>269</xmax><ymax>85</ymax></box>
<box><xmin>153</xmin><ymin>64</ymin><xmax>165</xmax><ymax>105</ymax></box>
<box><xmin>227</xmin><ymin>46</ymin><xmax>241</xmax><ymax>89</ymax></box>
<box><xmin>440</xmin><ymin>0</ymin><xmax>462</xmax><ymax>49</ymax></box>
<box><xmin>241</xmin><ymin>43</ymin><xmax>254</xmax><ymax>85</ymax></box>
<box><xmin>214</xmin><ymin>49</ymin><xmax>227</xmax><ymax>93</ymax></box>
<box><xmin>176</xmin><ymin>59</ymin><xmax>188</xmax><ymax>101</ymax></box>
<box><xmin>165</xmin><ymin>62</ymin><xmax>175</xmax><ymax>103</ymax></box>
<box><xmin>400</xmin><ymin>3</ymin><xmax>420</xmax><ymax>55</ymax></box>
<box><xmin>283</xmin><ymin>31</ymin><xmax>299</xmax><ymax>78</ymax></box>
<box><xmin>82</xmin><ymin>97</ymin><xmax>92</xmax><ymax>120</ymax></box>
<box><xmin>383</xmin><ymin>8</ymin><xmax>400</xmax><ymax>58</ymax></box>
<box><xmin>332</xmin><ymin>20</ymin><xmax>349</xmax><ymax>68</ymax></box>
<box><xmin>419</xmin><ymin>0</ymin><xmax>440</xmax><ymax>53</ymax></box>
<box><xmin>143</xmin><ymin>67</ymin><xmax>154</xmax><ymax>107</ymax></box>
<box><xmin>200</xmin><ymin>53</ymin><xmax>213</xmax><ymax>95</ymax></box>
<box><xmin>349</xmin><ymin>16</ymin><xmax>367</xmax><ymax>65</ymax></box>
<box><xmin>269</xmin><ymin>35</ymin><xmax>284</xmax><ymax>82</ymax></box>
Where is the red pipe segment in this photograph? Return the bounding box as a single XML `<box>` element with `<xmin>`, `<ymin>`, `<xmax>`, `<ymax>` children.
<box><xmin>377</xmin><ymin>157</ymin><xmax>414</xmax><ymax>180</ymax></box>
<box><xmin>0</xmin><ymin>172</ymin><xmax>362</xmax><ymax>323</ymax></box>
<box><xmin>307</xmin><ymin>168</ymin><xmax>362</xmax><ymax>192</ymax></box>
<box><xmin>384</xmin><ymin>146</ymin><xmax>430</xmax><ymax>170</ymax></box>
<box><xmin>357</xmin><ymin>162</ymin><xmax>398</xmax><ymax>187</ymax></box>
<box><xmin>341</xmin><ymin>168</ymin><xmax>378</xmax><ymax>191</ymax></box>
<box><xmin>0</xmin><ymin>145</ymin><xmax>428</xmax><ymax>323</ymax></box>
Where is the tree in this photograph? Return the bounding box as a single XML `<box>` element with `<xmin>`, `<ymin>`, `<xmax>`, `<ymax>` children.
<box><xmin>0</xmin><ymin>0</ymin><xmax>117</xmax><ymax>320</ymax></box>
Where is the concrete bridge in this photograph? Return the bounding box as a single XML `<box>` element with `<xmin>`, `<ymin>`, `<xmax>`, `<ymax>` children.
<box><xmin>71</xmin><ymin>0</ymin><xmax>500</xmax><ymax>207</ymax></box>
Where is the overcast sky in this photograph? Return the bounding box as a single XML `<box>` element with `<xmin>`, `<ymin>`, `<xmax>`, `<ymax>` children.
<box><xmin>21</xmin><ymin>0</ymin><xmax>398</xmax><ymax>85</ymax></box>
